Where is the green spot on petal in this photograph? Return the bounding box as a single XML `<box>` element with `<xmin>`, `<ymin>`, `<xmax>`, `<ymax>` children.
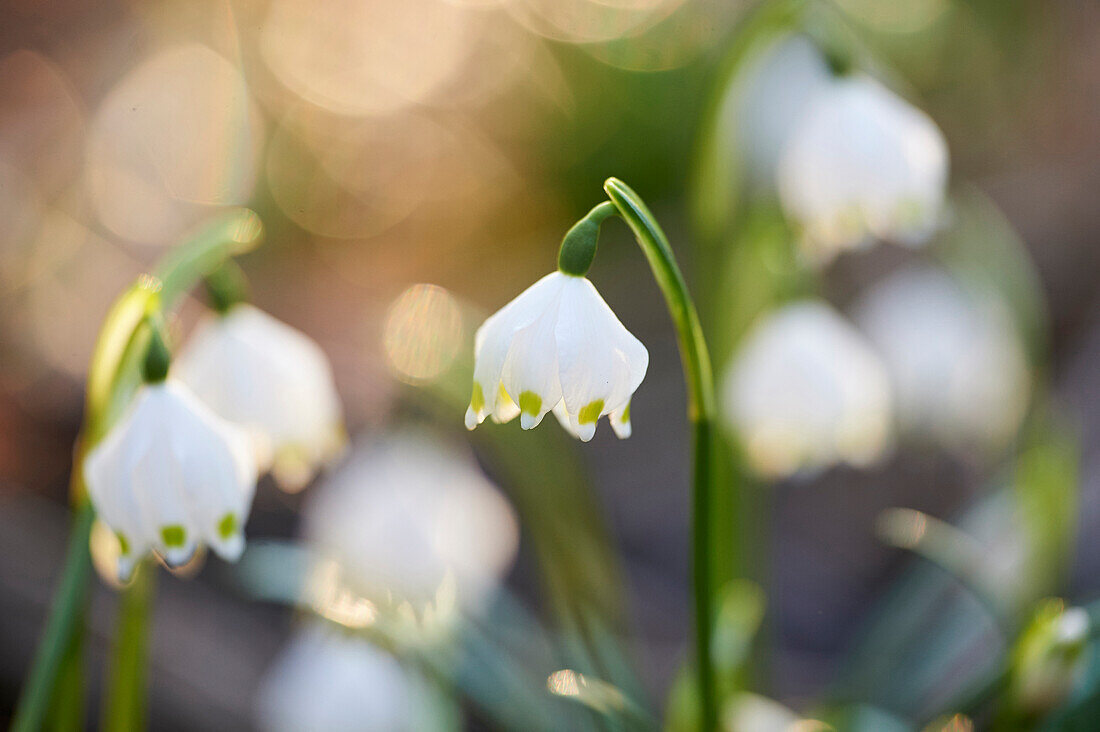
<box><xmin>218</xmin><ymin>512</ymin><xmax>238</xmax><ymax>540</ymax></box>
<box><xmin>519</xmin><ymin>391</ymin><xmax>542</xmax><ymax>416</ymax></box>
<box><xmin>621</xmin><ymin>402</ymin><xmax>631</xmax><ymax>423</ymax></box>
<box><xmin>116</xmin><ymin>532</ymin><xmax>130</xmax><ymax>555</ymax></box>
<box><xmin>161</xmin><ymin>525</ymin><xmax>186</xmax><ymax>548</ymax></box>
<box><xmin>579</xmin><ymin>399</ymin><xmax>604</xmax><ymax>425</ymax></box>
<box><xmin>470</xmin><ymin>382</ymin><xmax>485</xmax><ymax>412</ymax></box>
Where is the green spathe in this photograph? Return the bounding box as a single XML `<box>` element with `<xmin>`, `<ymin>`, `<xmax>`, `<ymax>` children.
<box><xmin>557</xmin><ymin>201</ymin><xmax>619</xmax><ymax>277</ymax></box>
<box><xmin>141</xmin><ymin>323</ymin><xmax>171</xmax><ymax>384</ymax></box>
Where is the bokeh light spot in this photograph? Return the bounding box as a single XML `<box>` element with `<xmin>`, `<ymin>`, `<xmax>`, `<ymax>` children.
<box><xmin>383</xmin><ymin>284</ymin><xmax>464</xmax><ymax>384</ymax></box>
<box><xmin>85</xmin><ymin>44</ymin><xmax>263</xmax><ymax>244</ymax></box>
<box><xmin>261</xmin><ymin>0</ymin><xmax>476</xmax><ymax>116</ymax></box>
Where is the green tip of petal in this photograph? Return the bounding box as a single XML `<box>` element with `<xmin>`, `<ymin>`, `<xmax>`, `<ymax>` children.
<box><xmin>579</xmin><ymin>399</ymin><xmax>605</xmax><ymax>425</ymax></box>
<box><xmin>217</xmin><ymin>512</ymin><xmax>238</xmax><ymax>540</ymax></box>
<box><xmin>116</xmin><ymin>532</ymin><xmax>131</xmax><ymax>555</ymax></box>
<box><xmin>161</xmin><ymin>525</ymin><xmax>186</xmax><ymax>548</ymax></box>
<box><xmin>621</xmin><ymin>402</ymin><xmax>631</xmax><ymax>423</ymax></box>
<box><xmin>470</xmin><ymin>382</ymin><xmax>485</xmax><ymax>413</ymax></box>
<box><xmin>519</xmin><ymin>391</ymin><xmax>542</xmax><ymax>416</ymax></box>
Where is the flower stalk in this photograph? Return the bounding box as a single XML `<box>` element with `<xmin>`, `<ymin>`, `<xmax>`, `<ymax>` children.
<box><xmin>602</xmin><ymin>178</ymin><xmax>722</xmax><ymax>730</ymax></box>
<box><xmin>9</xmin><ymin>501</ymin><xmax>94</xmax><ymax>732</ymax></box>
<box><xmin>102</xmin><ymin>565</ymin><xmax>156</xmax><ymax>731</ymax></box>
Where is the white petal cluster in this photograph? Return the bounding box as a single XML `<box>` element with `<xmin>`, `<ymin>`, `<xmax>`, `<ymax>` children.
<box><xmin>465</xmin><ymin>272</ymin><xmax>648</xmax><ymax>442</ymax></box>
<box><xmin>852</xmin><ymin>267</ymin><xmax>1030</xmax><ymax>451</ymax></box>
<box><xmin>176</xmin><ymin>304</ymin><xmax>344</xmax><ymax>492</ymax></box>
<box><xmin>722</xmin><ymin>301</ymin><xmax>892</xmax><ymax>478</ymax></box>
<box><xmin>304</xmin><ymin>431</ymin><xmax>519</xmax><ymax>612</ymax></box>
<box><xmin>254</xmin><ymin>623</ymin><xmax>452</xmax><ymax>732</ymax></box>
<box><xmin>777</xmin><ymin>75</ymin><xmax>949</xmax><ymax>262</ymax></box>
<box><xmin>84</xmin><ymin>380</ymin><xmax>257</xmax><ymax>580</ymax></box>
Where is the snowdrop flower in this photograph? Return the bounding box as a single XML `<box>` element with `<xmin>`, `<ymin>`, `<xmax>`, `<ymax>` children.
<box><xmin>465</xmin><ymin>271</ymin><xmax>648</xmax><ymax>442</ymax></box>
<box><xmin>304</xmin><ymin>431</ymin><xmax>519</xmax><ymax>613</ymax></box>
<box><xmin>852</xmin><ymin>267</ymin><xmax>1029</xmax><ymax>452</ymax></box>
<box><xmin>777</xmin><ymin>75</ymin><xmax>949</xmax><ymax>262</ymax></box>
<box><xmin>254</xmin><ymin>623</ymin><xmax>453</xmax><ymax>732</ymax></box>
<box><xmin>84</xmin><ymin>379</ymin><xmax>257</xmax><ymax>580</ymax></box>
<box><xmin>176</xmin><ymin>303</ymin><xmax>344</xmax><ymax>492</ymax></box>
<box><xmin>722</xmin><ymin>301</ymin><xmax>892</xmax><ymax>478</ymax></box>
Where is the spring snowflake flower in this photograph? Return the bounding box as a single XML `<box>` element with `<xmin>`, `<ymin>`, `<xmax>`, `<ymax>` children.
<box><xmin>84</xmin><ymin>379</ymin><xmax>257</xmax><ymax>580</ymax></box>
<box><xmin>852</xmin><ymin>266</ymin><xmax>1029</xmax><ymax>451</ymax></box>
<box><xmin>777</xmin><ymin>75</ymin><xmax>949</xmax><ymax>262</ymax></box>
<box><xmin>465</xmin><ymin>272</ymin><xmax>648</xmax><ymax>442</ymax></box>
<box><xmin>175</xmin><ymin>303</ymin><xmax>344</xmax><ymax>491</ymax></box>
<box><xmin>304</xmin><ymin>431</ymin><xmax>519</xmax><ymax>613</ymax></box>
<box><xmin>722</xmin><ymin>301</ymin><xmax>893</xmax><ymax>478</ymax></box>
<box><xmin>254</xmin><ymin>623</ymin><xmax>452</xmax><ymax>732</ymax></box>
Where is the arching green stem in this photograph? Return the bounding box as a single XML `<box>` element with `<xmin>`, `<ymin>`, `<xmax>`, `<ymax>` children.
<box><xmin>603</xmin><ymin>178</ymin><xmax>722</xmax><ymax>730</ymax></box>
<box><xmin>11</xmin><ymin>209</ymin><xmax>263</xmax><ymax>732</ymax></box>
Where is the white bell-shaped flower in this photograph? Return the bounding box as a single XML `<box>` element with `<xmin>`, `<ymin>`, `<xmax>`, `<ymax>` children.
<box><xmin>304</xmin><ymin>431</ymin><xmax>519</xmax><ymax>613</ymax></box>
<box><xmin>84</xmin><ymin>379</ymin><xmax>257</xmax><ymax>580</ymax></box>
<box><xmin>722</xmin><ymin>301</ymin><xmax>893</xmax><ymax>478</ymax></box>
<box><xmin>851</xmin><ymin>266</ymin><xmax>1030</xmax><ymax>452</ymax></box>
<box><xmin>175</xmin><ymin>303</ymin><xmax>344</xmax><ymax>492</ymax></box>
<box><xmin>465</xmin><ymin>272</ymin><xmax>648</xmax><ymax>442</ymax></box>
<box><xmin>777</xmin><ymin>75</ymin><xmax>949</xmax><ymax>262</ymax></box>
<box><xmin>254</xmin><ymin>623</ymin><xmax>452</xmax><ymax>732</ymax></box>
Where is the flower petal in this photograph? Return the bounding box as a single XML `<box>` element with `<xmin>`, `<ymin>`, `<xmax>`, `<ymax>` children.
<box><xmin>554</xmin><ymin>276</ymin><xmax>648</xmax><ymax>439</ymax></box>
<box><xmin>609</xmin><ymin>401</ymin><xmax>632</xmax><ymax>439</ymax></box>
<box><xmin>501</xmin><ymin>299</ymin><xmax>563</xmax><ymax>430</ymax></box>
<box><xmin>176</xmin><ymin>304</ymin><xmax>343</xmax><ymax>480</ymax></box>
<box><xmin>469</xmin><ymin>273</ymin><xmax>565</xmax><ymax>427</ymax></box>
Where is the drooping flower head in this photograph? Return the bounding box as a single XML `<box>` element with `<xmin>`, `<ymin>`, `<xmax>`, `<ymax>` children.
<box><xmin>304</xmin><ymin>431</ymin><xmax>519</xmax><ymax>614</ymax></box>
<box><xmin>851</xmin><ymin>266</ymin><xmax>1030</xmax><ymax>452</ymax></box>
<box><xmin>85</xmin><ymin>378</ymin><xmax>257</xmax><ymax>581</ymax></box>
<box><xmin>465</xmin><ymin>204</ymin><xmax>648</xmax><ymax>442</ymax></box>
<box><xmin>176</xmin><ymin>303</ymin><xmax>345</xmax><ymax>491</ymax></box>
<box><xmin>777</xmin><ymin>75</ymin><xmax>949</xmax><ymax>262</ymax></box>
<box><xmin>722</xmin><ymin>301</ymin><xmax>892</xmax><ymax>478</ymax></box>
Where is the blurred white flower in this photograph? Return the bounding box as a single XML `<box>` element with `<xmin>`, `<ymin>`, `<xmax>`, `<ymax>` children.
<box><xmin>176</xmin><ymin>304</ymin><xmax>344</xmax><ymax>492</ymax></box>
<box><xmin>731</xmin><ymin>34</ymin><xmax>833</xmax><ymax>190</ymax></box>
<box><xmin>777</xmin><ymin>75</ymin><xmax>949</xmax><ymax>262</ymax></box>
<box><xmin>254</xmin><ymin>623</ymin><xmax>452</xmax><ymax>732</ymax></box>
<box><xmin>722</xmin><ymin>301</ymin><xmax>893</xmax><ymax>478</ymax></box>
<box><xmin>466</xmin><ymin>271</ymin><xmax>647</xmax><ymax>442</ymax></box>
<box><xmin>304</xmin><ymin>431</ymin><xmax>519</xmax><ymax>613</ymax></box>
<box><xmin>84</xmin><ymin>379</ymin><xmax>257</xmax><ymax>580</ymax></box>
<box><xmin>852</xmin><ymin>267</ymin><xmax>1030</xmax><ymax>452</ymax></box>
